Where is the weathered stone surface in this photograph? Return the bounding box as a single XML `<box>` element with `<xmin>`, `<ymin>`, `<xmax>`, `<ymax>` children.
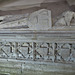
<box><xmin>0</xmin><ymin>9</ymin><xmax>52</xmax><ymax>30</ymax></box>
<box><xmin>55</xmin><ymin>11</ymin><xmax>75</xmax><ymax>27</ymax></box>
<box><xmin>64</xmin><ymin>11</ymin><xmax>74</xmax><ymax>26</ymax></box>
<box><xmin>0</xmin><ymin>59</ymin><xmax>75</xmax><ymax>75</ymax></box>
<box><xmin>55</xmin><ymin>17</ymin><xmax>66</xmax><ymax>26</ymax></box>
<box><xmin>28</xmin><ymin>9</ymin><xmax>52</xmax><ymax>30</ymax></box>
<box><xmin>60</xmin><ymin>49</ymin><xmax>70</xmax><ymax>61</ymax></box>
<box><xmin>36</xmin><ymin>47</ymin><xmax>48</xmax><ymax>59</ymax></box>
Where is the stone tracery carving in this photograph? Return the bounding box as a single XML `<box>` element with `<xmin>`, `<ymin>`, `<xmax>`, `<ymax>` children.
<box><xmin>0</xmin><ymin>41</ymin><xmax>75</xmax><ymax>63</ymax></box>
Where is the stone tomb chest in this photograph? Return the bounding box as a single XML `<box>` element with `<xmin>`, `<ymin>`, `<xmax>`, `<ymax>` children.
<box><xmin>0</xmin><ymin>9</ymin><xmax>75</xmax><ymax>63</ymax></box>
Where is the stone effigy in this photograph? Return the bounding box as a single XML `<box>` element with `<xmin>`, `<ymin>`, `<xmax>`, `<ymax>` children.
<box><xmin>1</xmin><ymin>10</ymin><xmax>75</xmax><ymax>30</ymax></box>
<box><xmin>0</xmin><ymin>9</ymin><xmax>52</xmax><ymax>30</ymax></box>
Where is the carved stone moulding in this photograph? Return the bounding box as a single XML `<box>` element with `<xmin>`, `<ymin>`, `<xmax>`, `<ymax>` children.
<box><xmin>0</xmin><ymin>40</ymin><xmax>75</xmax><ymax>63</ymax></box>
